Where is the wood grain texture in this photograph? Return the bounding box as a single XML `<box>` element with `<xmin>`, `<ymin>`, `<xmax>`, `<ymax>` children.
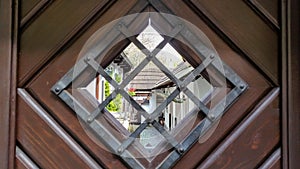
<box><xmin>18</xmin><ymin>89</ymin><xmax>102</xmax><ymax>169</ymax></box>
<box><xmin>269</xmin><ymin>158</ymin><xmax>281</xmax><ymax>169</ymax></box>
<box><xmin>15</xmin><ymin>0</ymin><xmax>286</xmax><ymax>168</ymax></box>
<box><xmin>191</xmin><ymin>0</ymin><xmax>279</xmax><ymax>84</ymax></box>
<box><xmin>282</xmin><ymin>0</ymin><xmax>300</xmax><ymax>168</ymax></box>
<box><xmin>245</xmin><ymin>0</ymin><xmax>279</xmax><ymax>30</ymax></box>
<box><xmin>197</xmin><ymin>89</ymin><xmax>280</xmax><ymax>169</ymax></box>
<box><xmin>26</xmin><ymin>1</ymin><xmax>140</xmax><ymax>168</ymax></box>
<box><xmin>256</xmin><ymin>0</ymin><xmax>279</xmax><ymax>23</ymax></box>
<box><xmin>18</xmin><ymin>0</ymin><xmax>110</xmax><ymax>86</ymax></box>
<box><xmin>258</xmin><ymin>148</ymin><xmax>281</xmax><ymax>169</ymax></box>
<box><xmin>16</xmin><ymin>146</ymin><xmax>40</xmax><ymax>169</ymax></box>
<box><xmin>21</xmin><ymin>0</ymin><xmax>52</xmax><ymax>28</ymax></box>
<box><xmin>16</xmin><ymin>158</ymin><xmax>29</xmax><ymax>169</ymax></box>
<box><xmin>288</xmin><ymin>0</ymin><xmax>300</xmax><ymax>167</ymax></box>
<box><xmin>30</xmin><ymin>0</ymin><xmax>271</xmax><ymax>166</ymax></box>
<box><xmin>17</xmin><ymin>92</ymin><xmax>97</xmax><ymax>169</ymax></box>
<box><xmin>0</xmin><ymin>0</ymin><xmax>17</xmax><ymax>168</ymax></box>
<box><xmin>21</xmin><ymin>0</ymin><xmax>40</xmax><ymax>18</ymax></box>
<box><xmin>156</xmin><ymin>1</ymin><xmax>273</xmax><ymax>168</ymax></box>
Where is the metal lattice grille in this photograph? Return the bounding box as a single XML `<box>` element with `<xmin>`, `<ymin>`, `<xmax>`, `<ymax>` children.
<box><xmin>51</xmin><ymin>0</ymin><xmax>247</xmax><ymax>168</ymax></box>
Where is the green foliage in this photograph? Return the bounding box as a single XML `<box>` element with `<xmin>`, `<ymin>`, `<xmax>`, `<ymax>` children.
<box><xmin>114</xmin><ymin>73</ymin><xmax>122</xmax><ymax>83</ymax></box>
<box><xmin>104</xmin><ymin>81</ymin><xmax>110</xmax><ymax>98</ymax></box>
<box><xmin>128</xmin><ymin>91</ymin><xmax>136</xmax><ymax>96</ymax></box>
<box><xmin>104</xmin><ymin>80</ymin><xmax>122</xmax><ymax>112</ymax></box>
<box><xmin>114</xmin><ymin>94</ymin><xmax>122</xmax><ymax>111</ymax></box>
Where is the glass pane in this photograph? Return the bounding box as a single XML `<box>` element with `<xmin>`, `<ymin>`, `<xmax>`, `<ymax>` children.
<box><xmin>187</xmin><ymin>75</ymin><xmax>213</xmax><ymax>102</ymax></box>
<box><xmin>137</xmin><ymin>25</ymin><xmax>164</xmax><ymax>51</ymax></box>
<box><xmin>126</xmin><ymin>61</ymin><xmax>175</xmax><ymax>115</ymax></box>
<box><xmin>107</xmin><ymin>94</ymin><xmax>145</xmax><ymax>132</ymax></box>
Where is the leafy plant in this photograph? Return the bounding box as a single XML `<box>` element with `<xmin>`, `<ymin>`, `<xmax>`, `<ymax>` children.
<box><xmin>105</xmin><ymin>79</ymin><xmax>122</xmax><ymax>112</ymax></box>
<box><xmin>114</xmin><ymin>73</ymin><xmax>122</xmax><ymax>83</ymax></box>
<box><xmin>128</xmin><ymin>88</ymin><xmax>136</xmax><ymax>96</ymax></box>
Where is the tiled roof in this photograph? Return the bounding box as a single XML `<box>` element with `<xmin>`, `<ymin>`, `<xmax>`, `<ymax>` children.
<box><xmin>128</xmin><ymin>68</ymin><xmax>165</xmax><ymax>90</ymax></box>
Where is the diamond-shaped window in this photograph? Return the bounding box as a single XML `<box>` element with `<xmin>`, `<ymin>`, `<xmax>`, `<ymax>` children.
<box><xmin>82</xmin><ymin>28</ymin><xmax>213</xmax><ymax>133</ymax></box>
<box><xmin>51</xmin><ymin>12</ymin><xmax>247</xmax><ymax>169</ymax></box>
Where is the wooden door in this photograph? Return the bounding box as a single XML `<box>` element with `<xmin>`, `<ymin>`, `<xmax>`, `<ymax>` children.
<box><xmin>1</xmin><ymin>0</ymin><xmax>299</xmax><ymax>169</ymax></box>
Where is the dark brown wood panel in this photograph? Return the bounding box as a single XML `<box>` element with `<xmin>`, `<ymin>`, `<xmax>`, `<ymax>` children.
<box><xmin>25</xmin><ymin>1</ymin><xmax>141</xmax><ymax>168</ymax></box>
<box><xmin>16</xmin><ymin>146</ymin><xmax>40</xmax><ymax>169</ymax></box>
<box><xmin>197</xmin><ymin>92</ymin><xmax>280</xmax><ymax>169</ymax></box>
<box><xmin>17</xmin><ymin>92</ymin><xmax>93</xmax><ymax>169</ymax></box>
<box><xmin>18</xmin><ymin>0</ymin><xmax>110</xmax><ymax>86</ymax></box>
<box><xmin>21</xmin><ymin>0</ymin><xmax>40</xmax><ymax>18</ymax></box>
<box><xmin>25</xmin><ymin>0</ymin><xmax>274</xmax><ymax>168</ymax></box>
<box><xmin>173</xmin><ymin>88</ymin><xmax>272</xmax><ymax>169</ymax></box>
<box><xmin>256</xmin><ymin>0</ymin><xmax>279</xmax><ymax>22</ymax></box>
<box><xmin>21</xmin><ymin>0</ymin><xmax>52</xmax><ymax>28</ymax></box>
<box><xmin>155</xmin><ymin>2</ymin><xmax>273</xmax><ymax>168</ymax></box>
<box><xmin>270</xmin><ymin>158</ymin><xmax>281</xmax><ymax>169</ymax></box>
<box><xmin>282</xmin><ymin>0</ymin><xmax>300</xmax><ymax>168</ymax></box>
<box><xmin>15</xmin><ymin>158</ymin><xmax>27</xmax><ymax>169</ymax></box>
<box><xmin>11</xmin><ymin>0</ymin><xmax>289</xmax><ymax>168</ymax></box>
<box><xmin>289</xmin><ymin>0</ymin><xmax>300</xmax><ymax>167</ymax></box>
<box><xmin>288</xmin><ymin>10</ymin><xmax>300</xmax><ymax>169</ymax></box>
<box><xmin>258</xmin><ymin>148</ymin><xmax>281</xmax><ymax>169</ymax></box>
<box><xmin>162</xmin><ymin>0</ymin><xmax>271</xmax><ymax>87</ymax></box>
<box><xmin>191</xmin><ymin>0</ymin><xmax>279</xmax><ymax>84</ymax></box>
<box><xmin>244</xmin><ymin>0</ymin><xmax>279</xmax><ymax>30</ymax></box>
<box><xmin>0</xmin><ymin>0</ymin><xmax>17</xmax><ymax>168</ymax></box>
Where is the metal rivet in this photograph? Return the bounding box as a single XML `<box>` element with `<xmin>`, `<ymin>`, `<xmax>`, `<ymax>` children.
<box><xmin>178</xmin><ymin>147</ymin><xmax>184</xmax><ymax>153</ymax></box>
<box><xmin>85</xmin><ymin>57</ymin><xmax>90</xmax><ymax>62</ymax></box>
<box><xmin>210</xmin><ymin>55</ymin><xmax>215</xmax><ymax>59</ymax></box>
<box><xmin>54</xmin><ymin>87</ymin><xmax>60</xmax><ymax>93</ymax></box>
<box><xmin>87</xmin><ymin>117</ymin><xmax>93</xmax><ymax>123</ymax></box>
<box><xmin>118</xmin><ymin>23</ymin><xmax>123</xmax><ymax>29</ymax></box>
<box><xmin>239</xmin><ymin>84</ymin><xmax>245</xmax><ymax>90</ymax></box>
<box><xmin>209</xmin><ymin>114</ymin><xmax>215</xmax><ymax>120</ymax></box>
<box><xmin>117</xmin><ymin>147</ymin><xmax>123</xmax><ymax>153</ymax></box>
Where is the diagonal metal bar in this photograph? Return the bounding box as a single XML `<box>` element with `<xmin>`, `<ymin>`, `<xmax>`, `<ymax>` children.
<box><xmin>151</xmin><ymin>56</ymin><xmax>182</xmax><ymax>87</ymax></box>
<box><xmin>180</xmin><ymin>29</ymin><xmax>247</xmax><ymax>88</ymax></box>
<box><xmin>58</xmin><ymin>90</ymin><xmax>145</xmax><ymax>169</ymax></box>
<box><xmin>119</xmin><ymin>90</ymin><xmax>150</xmax><ymax>119</ymax></box>
<box><xmin>51</xmin><ymin>1</ymin><xmax>249</xmax><ymax>168</ymax></box>
<box><xmin>158</xmin><ymin>87</ymin><xmax>243</xmax><ymax>169</ymax></box>
<box><xmin>118</xmin><ymin>23</ymin><xmax>211</xmax><ymax>122</ymax></box>
<box><xmin>149</xmin><ymin>87</ymin><xmax>181</xmax><ymax>120</ymax></box>
<box><xmin>117</xmin><ymin>22</ymin><xmax>150</xmax><ymax>55</ymax></box>
<box><xmin>182</xmin><ymin>88</ymin><xmax>209</xmax><ymax>115</ymax></box>
<box><xmin>86</xmin><ymin>90</ymin><xmax>117</xmax><ymax>123</ymax></box>
<box><xmin>182</xmin><ymin>56</ymin><xmax>215</xmax><ymax>87</ymax></box>
<box><xmin>84</xmin><ymin>58</ymin><xmax>121</xmax><ymax>122</ymax></box>
<box><xmin>86</xmin><ymin>57</ymin><xmax>120</xmax><ymax>87</ymax></box>
<box><xmin>118</xmin><ymin>22</ymin><xmax>184</xmax><ymax>87</ymax></box>
<box><xmin>117</xmin><ymin>122</ymin><xmax>148</xmax><ymax>154</ymax></box>
<box><xmin>88</xmin><ymin>58</ymin><xmax>150</xmax><ymax>118</ymax></box>
<box><xmin>119</xmin><ymin>53</ymin><xmax>153</xmax><ymax>88</ymax></box>
<box><xmin>146</xmin><ymin>43</ymin><xmax>215</xmax><ymax>121</ymax></box>
<box><xmin>149</xmin><ymin>0</ymin><xmax>247</xmax><ymax>89</ymax></box>
<box><xmin>148</xmin><ymin>24</ymin><xmax>186</xmax><ymax>87</ymax></box>
<box><xmin>149</xmin><ymin>57</ymin><xmax>214</xmax><ymax>120</ymax></box>
<box><xmin>51</xmin><ymin>0</ymin><xmax>150</xmax><ymax>94</ymax></box>
<box><xmin>152</xmin><ymin>121</ymin><xmax>181</xmax><ymax>151</ymax></box>
<box><xmin>85</xmin><ymin>58</ymin><xmax>150</xmax><ymax>121</ymax></box>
